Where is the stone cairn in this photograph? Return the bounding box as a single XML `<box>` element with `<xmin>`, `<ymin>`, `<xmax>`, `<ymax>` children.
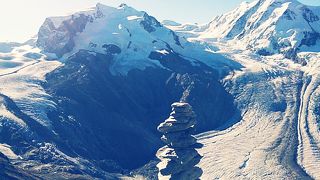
<box><xmin>156</xmin><ymin>102</ymin><xmax>202</xmax><ymax>180</ymax></box>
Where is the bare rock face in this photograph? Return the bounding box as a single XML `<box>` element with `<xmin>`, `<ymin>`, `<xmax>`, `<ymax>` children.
<box><xmin>156</xmin><ymin>102</ymin><xmax>202</xmax><ymax>180</ymax></box>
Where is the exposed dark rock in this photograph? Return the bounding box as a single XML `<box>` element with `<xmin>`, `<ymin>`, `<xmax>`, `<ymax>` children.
<box><xmin>0</xmin><ymin>152</ymin><xmax>40</xmax><ymax>180</ymax></box>
<box><xmin>102</xmin><ymin>44</ymin><xmax>122</xmax><ymax>55</ymax></box>
<box><xmin>282</xmin><ymin>9</ymin><xmax>297</xmax><ymax>20</ymax></box>
<box><xmin>140</xmin><ymin>13</ymin><xmax>162</xmax><ymax>33</ymax></box>
<box><xmin>302</xmin><ymin>7</ymin><xmax>319</xmax><ymax>23</ymax></box>
<box><xmin>300</xmin><ymin>31</ymin><xmax>320</xmax><ymax>47</ymax></box>
<box><xmin>127</xmin><ymin>41</ymin><xmax>132</xmax><ymax>49</ymax></box>
<box><xmin>170</xmin><ymin>30</ymin><xmax>182</xmax><ymax>47</ymax></box>
<box><xmin>37</xmin><ymin>14</ymin><xmax>91</xmax><ymax>57</ymax></box>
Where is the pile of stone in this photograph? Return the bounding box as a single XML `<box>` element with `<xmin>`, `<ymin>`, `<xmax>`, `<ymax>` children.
<box><xmin>156</xmin><ymin>102</ymin><xmax>202</xmax><ymax>180</ymax></box>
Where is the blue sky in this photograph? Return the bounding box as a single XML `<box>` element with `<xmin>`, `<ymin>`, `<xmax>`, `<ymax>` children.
<box><xmin>0</xmin><ymin>0</ymin><xmax>319</xmax><ymax>42</ymax></box>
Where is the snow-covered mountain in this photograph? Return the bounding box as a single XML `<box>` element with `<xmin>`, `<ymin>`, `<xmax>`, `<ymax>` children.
<box><xmin>0</xmin><ymin>3</ymin><xmax>240</xmax><ymax>179</ymax></box>
<box><xmin>0</xmin><ymin>1</ymin><xmax>320</xmax><ymax>179</ymax></box>
<box><xmin>173</xmin><ymin>0</ymin><xmax>320</xmax><ymax>60</ymax></box>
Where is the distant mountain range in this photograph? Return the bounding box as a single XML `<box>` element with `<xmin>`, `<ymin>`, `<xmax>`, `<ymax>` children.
<box><xmin>167</xmin><ymin>0</ymin><xmax>320</xmax><ymax>60</ymax></box>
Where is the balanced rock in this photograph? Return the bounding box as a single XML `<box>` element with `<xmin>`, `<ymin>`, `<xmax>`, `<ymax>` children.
<box><xmin>161</xmin><ymin>129</ymin><xmax>197</xmax><ymax>148</ymax></box>
<box><xmin>157</xmin><ymin>119</ymin><xmax>196</xmax><ymax>133</ymax></box>
<box><xmin>156</xmin><ymin>102</ymin><xmax>202</xmax><ymax>180</ymax></box>
<box><xmin>157</xmin><ymin>154</ymin><xmax>202</xmax><ymax>176</ymax></box>
<box><xmin>171</xmin><ymin>102</ymin><xmax>192</xmax><ymax>112</ymax></box>
<box><xmin>157</xmin><ymin>103</ymin><xmax>196</xmax><ymax>134</ymax></box>
<box><xmin>157</xmin><ymin>146</ymin><xmax>199</xmax><ymax>164</ymax></box>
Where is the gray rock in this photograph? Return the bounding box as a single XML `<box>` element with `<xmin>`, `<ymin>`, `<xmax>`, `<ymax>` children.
<box><xmin>172</xmin><ymin>115</ymin><xmax>195</xmax><ymax>124</ymax></box>
<box><xmin>158</xmin><ymin>154</ymin><xmax>202</xmax><ymax>176</ymax></box>
<box><xmin>165</xmin><ymin>113</ymin><xmax>196</xmax><ymax>124</ymax></box>
<box><xmin>157</xmin><ymin>147</ymin><xmax>199</xmax><ymax>164</ymax></box>
<box><xmin>170</xmin><ymin>111</ymin><xmax>195</xmax><ymax>119</ymax></box>
<box><xmin>171</xmin><ymin>102</ymin><xmax>192</xmax><ymax>113</ymax></box>
<box><xmin>157</xmin><ymin>119</ymin><xmax>196</xmax><ymax>133</ymax></box>
<box><xmin>171</xmin><ymin>102</ymin><xmax>191</xmax><ymax>109</ymax></box>
<box><xmin>156</xmin><ymin>102</ymin><xmax>202</xmax><ymax>179</ymax></box>
<box><xmin>161</xmin><ymin>134</ymin><xmax>197</xmax><ymax>148</ymax></box>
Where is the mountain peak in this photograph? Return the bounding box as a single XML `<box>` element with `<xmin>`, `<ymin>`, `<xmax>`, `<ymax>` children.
<box><xmin>36</xmin><ymin>2</ymin><xmax>186</xmax><ymax>73</ymax></box>
<box><xmin>198</xmin><ymin>0</ymin><xmax>319</xmax><ymax>59</ymax></box>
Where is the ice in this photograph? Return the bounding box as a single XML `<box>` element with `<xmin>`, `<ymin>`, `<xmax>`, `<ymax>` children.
<box><xmin>0</xmin><ymin>144</ymin><xmax>20</xmax><ymax>159</ymax></box>
<box><xmin>127</xmin><ymin>15</ymin><xmax>142</xmax><ymax>21</ymax></box>
<box><xmin>0</xmin><ymin>45</ymin><xmax>61</xmax><ymax>128</ymax></box>
<box><xmin>156</xmin><ymin>49</ymin><xmax>169</xmax><ymax>55</ymax></box>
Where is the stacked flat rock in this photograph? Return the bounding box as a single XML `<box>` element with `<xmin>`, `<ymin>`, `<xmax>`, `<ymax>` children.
<box><xmin>156</xmin><ymin>102</ymin><xmax>202</xmax><ymax>180</ymax></box>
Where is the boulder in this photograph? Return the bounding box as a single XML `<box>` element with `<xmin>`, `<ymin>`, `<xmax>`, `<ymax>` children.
<box><xmin>161</xmin><ymin>133</ymin><xmax>197</xmax><ymax>148</ymax></box>
<box><xmin>157</xmin><ymin>119</ymin><xmax>196</xmax><ymax>133</ymax></box>
<box><xmin>157</xmin><ymin>147</ymin><xmax>199</xmax><ymax>164</ymax></box>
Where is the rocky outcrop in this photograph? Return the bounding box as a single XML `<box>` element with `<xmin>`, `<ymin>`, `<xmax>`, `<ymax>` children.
<box><xmin>0</xmin><ymin>152</ymin><xmax>40</xmax><ymax>179</ymax></box>
<box><xmin>37</xmin><ymin>14</ymin><xmax>92</xmax><ymax>58</ymax></box>
<box><xmin>156</xmin><ymin>102</ymin><xmax>202</xmax><ymax>180</ymax></box>
<box><xmin>140</xmin><ymin>12</ymin><xmax>162</xmax><ymax>33</ymax></box>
